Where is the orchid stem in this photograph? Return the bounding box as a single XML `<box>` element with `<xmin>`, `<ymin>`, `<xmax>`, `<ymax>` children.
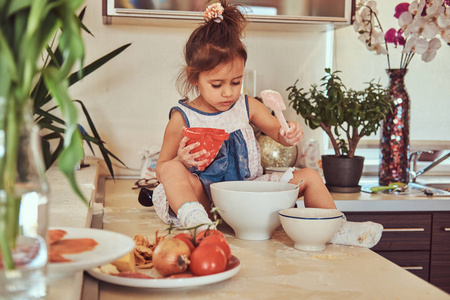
<box><xmin>372</xmin><ymin>10</ymin><xmax>391</xmax><ymax>69</ymax></box>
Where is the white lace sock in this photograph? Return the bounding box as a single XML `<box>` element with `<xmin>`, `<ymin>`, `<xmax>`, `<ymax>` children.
<box><xmin>328</xmin><ymin>220</ymin><xmax>384</xmax><ymax>248</ymax></box>
<box><xmin>177</xmin><ymin>202</ymin><xmax>214</xmax><ymax>232</ymax></box>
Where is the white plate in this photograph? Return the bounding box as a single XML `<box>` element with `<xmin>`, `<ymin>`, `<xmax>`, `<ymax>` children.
<box><xmin>48</xmin><ymin>227</ymin><xmax>135</xmax><ymax>274</ymax></box>
<box><xmin>86</xmin><ymin>255</ymin><xmax>241</xmax><ymax>288</ymax></box>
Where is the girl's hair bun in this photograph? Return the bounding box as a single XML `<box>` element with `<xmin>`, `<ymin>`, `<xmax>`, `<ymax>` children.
<box><xmin>176</xmin><ymin>0</ymin><xmax>248</xmax><ymax>99</ymax></box>
<box><xmin>204</xmin><ymin>2</ymin><xmax>224</xmax><ymax>23</ymax></box>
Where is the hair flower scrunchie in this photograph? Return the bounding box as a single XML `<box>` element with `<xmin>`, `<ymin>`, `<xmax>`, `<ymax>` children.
<box><xmin>204</xmin><ymin>3</ymin><xmax>224</xmax><ymax>23</ymax></box>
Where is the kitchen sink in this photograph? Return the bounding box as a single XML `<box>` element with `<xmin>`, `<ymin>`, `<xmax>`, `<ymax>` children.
<box><xmin>407</xmin><ymin>182</ymin><xmax>450</xmax><ymax>196</ymax></box>
<box><xmin>420</xmin><ymin>183</ymin><xmax>450</xmax><ymax>191</ymax></box>
<box><xmin>360</xmin><ymin>177</ymin><xmax>450</xmax><ymax>197</ymax></box>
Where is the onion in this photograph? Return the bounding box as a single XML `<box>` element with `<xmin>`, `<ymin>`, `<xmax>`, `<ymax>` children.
<box><xmin>153</xmin><ymin>238</ymin><xmax>191</xmax><ymax>277</ymax></box>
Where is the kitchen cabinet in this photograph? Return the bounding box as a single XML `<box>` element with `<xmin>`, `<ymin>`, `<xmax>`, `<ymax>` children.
<box><xmin>344</xmin><ymin>211</ymin><xmax>450</xmax><ymax>293</ymax></box>
<box><xmin>430</xmin><ymin>212</ymin><xmax>450</xmax><ymax>292</ymax></box>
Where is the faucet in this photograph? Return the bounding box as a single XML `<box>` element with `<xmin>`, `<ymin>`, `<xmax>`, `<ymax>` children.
<box><xmin>409</xmin><ymin>151</ymin><xmax>450</xmax><ymax>183</ymax></box>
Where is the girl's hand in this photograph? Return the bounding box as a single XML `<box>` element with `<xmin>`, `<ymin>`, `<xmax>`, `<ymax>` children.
<box><xmin>177</xmin><ymin>136</ymin><xmax>210</xmax><ymax>169</ymax></box>
<box><xmin>280</xmin><ymin>121</ymin><xmax>304</xmax><ymax>146</ymax></box>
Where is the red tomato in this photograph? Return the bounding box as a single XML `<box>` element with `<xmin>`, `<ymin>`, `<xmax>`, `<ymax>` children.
<box><xmin>189</xmin><ymin>244</ymin><xmax>227</xmax><ymax>276</ymax></box>
<box><xmin>194</xmin><ymin>229</ymin><xmax>225</xmax><ymax>244</ymax></box>
<box><xmin>199</xmin><ymin>235</ymin><xmax>231</xmax><ymax>262</ymax></box>
<box><xmin>173</xmin><ymin>233</ymin><xmax>195</xmax><ymax>253</ymax></box>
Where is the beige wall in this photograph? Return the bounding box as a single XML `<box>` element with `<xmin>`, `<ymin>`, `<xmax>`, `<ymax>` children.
<box><xmin>71</xmin><ymin>0</ymin><xmax>449</xmax><ymax>174</ymax></box>
<box><xmin>71</xmin><ymin>0</ymin><xmax>332</xmax><ymax>172</ymax></box>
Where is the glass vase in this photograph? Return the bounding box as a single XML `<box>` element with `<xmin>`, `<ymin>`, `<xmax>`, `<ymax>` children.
<box><xmin>378</xmin><ymin>69</ymin><xmax>410</xmax><ymax>186</ymax></box>
<box><xmin>0</xmin><ymin>105</ymin><xmax>50</xmax><ymax>299</ymax></box>
<box><xmin>257</xmin><ymin>134</ymin><xmax>298</xmax><ymax>169</ymax></box>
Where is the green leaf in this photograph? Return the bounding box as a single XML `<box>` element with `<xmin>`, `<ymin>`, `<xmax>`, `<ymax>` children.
<box><xmin>0</xmin><ymin>31</ymin><xmax>16</xmax><ymax>99</ymax></box>
<box><xmin>41</xmin><ymin>135</ymin><xmax>64</xmax><ymax>169</ymax></box>
<box><xmin>35</xmin><ymin>107</ymin><xmax>64</xmax><ymax>125</ymax></box>
<box><xmin>74</xmin><ymin>100</ymin><xmax>116</xmax><ymax>178</ymax></box>
<box><xmin>6</xmin><ymin>0</ymin><xmax>32</xmax><ymax>17</ymax></box>
<box><xmin>27</xmin><ymin>0</ymin><xmax>46</xmax><ymax>40</ymax></box>
<box><xmin>43</xmin><ymin>66</ymin><xmax>86</xmax><ymax>203</ymax></box>
<box><xmin>77</xmin><ymin>7</ymin><xmax>94</xmax><ymax>37</ymax></box>
<box><xmin>68</xmin><ymin>43</ymin><xmax>132</xmax><ymax>86</ymax></box>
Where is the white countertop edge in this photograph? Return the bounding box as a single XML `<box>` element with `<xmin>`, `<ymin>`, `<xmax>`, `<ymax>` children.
<box><xmin>334</xmin><ymin>199</ymin><xmax>450</xmax><ymax>212</ymax></box>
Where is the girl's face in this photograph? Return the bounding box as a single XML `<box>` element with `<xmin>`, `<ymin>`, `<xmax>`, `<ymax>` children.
<box><xmin>194</xmin><ymin>57</ymin><xmax>244</xmax><ymax>113</ymax></box>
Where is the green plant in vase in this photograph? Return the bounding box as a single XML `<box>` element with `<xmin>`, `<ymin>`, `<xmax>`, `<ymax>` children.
<box><xmin>0</xmin><ymin>1</ymin><xmax>128</xmax><ymax>297</ymax></box>
<box><xmin>287</xmin><ymin>68</ymin><xmax>392</xmax><ymax>191</ymax></box>
<box><xmin>1</xmin><ymin>0</ymin><xmax>84</xmax><ymax>262</ymax></box>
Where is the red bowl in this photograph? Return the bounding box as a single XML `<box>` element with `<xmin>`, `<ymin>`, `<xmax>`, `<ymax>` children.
<box><xmin>183</xmin><ymin>127</ymin><xmax>229</xmax><ymax>170</ymax></box>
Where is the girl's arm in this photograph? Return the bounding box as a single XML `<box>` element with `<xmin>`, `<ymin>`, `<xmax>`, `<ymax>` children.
<box><xmin>248</xmin><ymin>96</ymin><xmax>303</xmax><ymax>147</ymax></box>
<box><xmin>155</xmin><ymin>110</ymin><xmax>208</xmax><ymax>180</ymax></box>
<box><xmin>155</xmin><ymin>111</ymin><xmax>184</xmax><ymax>178</ymax></box>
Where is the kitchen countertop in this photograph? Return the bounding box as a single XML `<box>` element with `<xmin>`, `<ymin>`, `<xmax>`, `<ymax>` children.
<box><xmin>47</xmin><ymin>162</ymin><xmax>450</xmax><ymax>299</ymax></box>
<box><xmin>327</xmin><ymin>176</ymin><xmax>450</xmax><ymax>212</ymax></box>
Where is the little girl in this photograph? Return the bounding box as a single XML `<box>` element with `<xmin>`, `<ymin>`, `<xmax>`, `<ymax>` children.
<box><xmin>153</xmin><ymin>0</ymin><xmax>336</xmax><ymax>230</ymax></box>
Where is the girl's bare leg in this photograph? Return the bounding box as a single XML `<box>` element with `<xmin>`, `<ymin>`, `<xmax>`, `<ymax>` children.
<box><xmin>289</xmin><ymin>168</ymin><xmax>336</xmax><ymax>209</ymax></box>
<box><xmin>157</xmin><ymin>160</ymin><xmax>211</xmax><ymax>215</ymax></box>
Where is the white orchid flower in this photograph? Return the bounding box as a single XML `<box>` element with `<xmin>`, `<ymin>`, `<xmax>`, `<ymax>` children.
<box><xmin>360</xmin><ymin>6</ymin><xmax>373</xmax><ymax>23</ymax></box>
<box><xmin>439</xmin><ymin>27</ymin><xmax>450</xmax><ymax>43</ymax></box>
<box><xmin>404</xmin><ymin>36</ymin><xmax>429</xmax><ymax>54</ymax></box>
<box><xmin>409</xmin><ymin>0</ymin><xmax>426</xmax><ymax>16</ymax></box>
<box><xmin>422</xmin><ymin>21</ymin><xmax>439</xmax><ymax>39</ymax></box>
<box><xmin>399</xmin><ymin>11</ymin><xmax>414</xmax><ymax>34</ymax></box>
<box><xmin>353</xmin><ymin>12</ymin><xmax>363</xmax><ymax>32</ymax></box>
<box><xmin>426</xmin><ymin>1</ymin><xmax>445</xmax><ymax>17</ymax></box>
<box><xmin>374</xmin><ymin>30</ymin><xmax>385</xmax><ymax>43</ymax></box>
<box><xmin>409</xmin><ymin>1</ymin><xmax>418</xmax><ymax>14</ymax></box>
<box><xmin>355</xmin><ymin>0</ymin><xmax>366</xmax><ymax>10</ymax></box>
<box><xmin>437</xmin><ymin>12</ymin><xmax>450</xmax><ymax>28</ymax></box>
<box><xmin>373</xmin><ymin>43</ymin><xmax>388</xmax><ymax>55</ymax></box>
<box><xmin>410</xmin><ymin>17</ymin><xmax>438</xmax><ymax>39</ymax></box>
<box><xmin>366</xmin><ymin>1</ymin><xmax>378</xmax><ymax>14</ymax></box>
<box><xmin>362</xmin><ymin>31</ymin><xmax>387</xmax><ymax>55</ymax></box>
<box><xmin>428</xmin><ymin>37</ymin><xmax>442</xmax><ymax>50</ymax></box>
<box><xmin>421</xmin><ymin>38</ymin><xmax>442</xmax><ymax>62</ymax></box>
<box><xmin>421</xmin><ymin>50</ymin><xmax>437</xmax><ymax>62</ymax></box>
<box><xmin>358</xmin><ymin>32</ymin><xmax>368</xmax><ymax>42</ymax></box>
<box><xmin>373</xmin><ymin>31</ymin><xmax>388</xmax><ymax>54</ymax></box>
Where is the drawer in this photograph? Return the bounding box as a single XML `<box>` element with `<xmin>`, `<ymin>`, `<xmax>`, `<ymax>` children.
<box><xmin>430</xmin><ymin>212</ymin><xmax>450</xmax><ymax>293</ymax></box>
<box><xmin>344</xmin><ymin>213</ymin><xmax>432</xmax><ymax>251</ymax></box>
<box><xmin>377</xmin><ymin>251</ymin><xmax>430</xmax><ymax>281</ymax></box>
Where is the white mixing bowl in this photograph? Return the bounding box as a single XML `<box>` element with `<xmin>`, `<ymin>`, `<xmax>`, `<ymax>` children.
<box><xmin>210</xmin><ymin>181</ymin><xmax>298</xmax><ymax>240</ymax></box>
<box><xmin>279</xmin><ymin>208</ymin><xmax>344</xmax><ymax>251</ymax></box>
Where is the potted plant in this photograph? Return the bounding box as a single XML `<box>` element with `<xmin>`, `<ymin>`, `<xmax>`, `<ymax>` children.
<box><xmin>287</xmin><ymin>68</ymin><xmax>392</xmax><ymax>192</ymax></box>
<box><xmin>33</xmin><ymin>7</ymin><xmax>130</xmax><ymax>177</ymax></box>
<box><xmin>0</xmin><ymin>2</ymin><xmax>128</xmax><ymax>297</ymax></box>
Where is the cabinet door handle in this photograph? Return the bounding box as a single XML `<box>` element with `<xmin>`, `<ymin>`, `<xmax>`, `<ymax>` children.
<box><xmin>383</xmin><ymin>228</ymin><xmax>425</xmax><ymax>232</ymax></box>
<box><xmin>402</xmin><ymin>266</ymin><xmax>424</xmax><ymax>270</ymax></box>
<box><xmin>444</xmin><ymin>228</ymin><xmax>450</xmax><ymax>232</ymax></box>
